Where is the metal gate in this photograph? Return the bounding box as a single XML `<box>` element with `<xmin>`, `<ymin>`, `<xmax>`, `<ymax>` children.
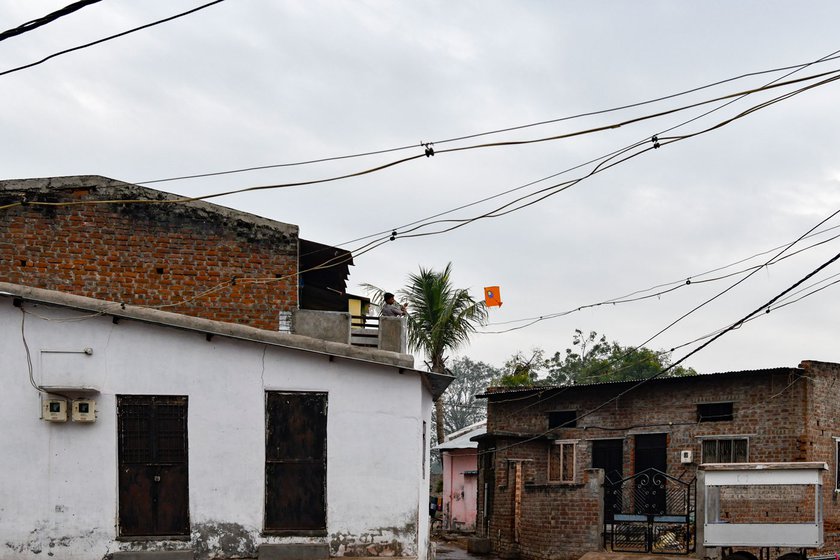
<box><xmin>605</xmin><ymin>468</ymin><xmax>696</xmax><ymax>554</ymax></box>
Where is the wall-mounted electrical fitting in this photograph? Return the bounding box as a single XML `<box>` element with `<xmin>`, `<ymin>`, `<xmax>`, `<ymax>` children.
<box><xmin>680</xmin><ymin>450</ymin><xmax>693</xmax><ymax>464</ymax></box>
<box><xmin>41</xmin><ymin>397</ymin><xmax>68</xmax><ymax>422</ymax></box>
<box><xmin>71</xmin><ymin>399</ymin><xmax>96</xmax><ymax>423</ymax></box>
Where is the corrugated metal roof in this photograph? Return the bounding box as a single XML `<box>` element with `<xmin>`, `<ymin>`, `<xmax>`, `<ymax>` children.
<box><xmin>477</xmin><ymin>367</ymin><xmax>803</xmax><ymax>399</ymax></box>
<box><xmin>434</xmin><ymin>423</ymin><xmax>486</xmax><ymax>450</ymax></box>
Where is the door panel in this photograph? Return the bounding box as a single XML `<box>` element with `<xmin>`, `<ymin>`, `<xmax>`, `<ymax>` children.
<box><xmin>634</xmin><ymin>433</ymin><xmax>667</xmax><ymax>515</ymax></box>
<box><xmin>592</xmin><ymin>439</ymin><xmax>624</xmax><ymax>522</ymax></box>
<box><xmin>265</xmin><ymin>463</ymin><xmax>327</xmax><ymax>530</ymax></box>
<box><xmin>265</xmin><ymin>392</ymin><xmax>327</xmax><ymax>532</ymax></box>
<box><xmin>117</xmin><ymin>396</ymin><xmax>189</xmax><ymax>537</ymax></box>
<box><xmin>592</xmin><ymin>439</ymin><xmax>624</xmax><ymax>482</ymax></box>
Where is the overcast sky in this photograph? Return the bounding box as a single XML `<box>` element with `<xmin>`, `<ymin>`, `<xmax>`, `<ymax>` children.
<box><xmin>2</xmin><ymin>1</ymin><xmax>840</xmax><ymax>376</ymax></box>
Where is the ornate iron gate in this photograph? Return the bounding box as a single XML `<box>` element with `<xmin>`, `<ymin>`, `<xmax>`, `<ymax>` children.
<box><xmin>605</xmin><ymin>468</ymin><xmax>696</xmax><ymax>554</ymax></box>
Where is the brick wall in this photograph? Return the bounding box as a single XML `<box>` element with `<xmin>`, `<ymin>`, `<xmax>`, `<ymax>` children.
<box><xmin>0</xmin><ymin>177</ymin><xmax>299</xmax><ymax>330</ymax></box>
<box><xmin>800</xmin><ymin>360</ymin><xmax>840</xmax><ymax>551</ymax></box>
<box><xmin>479</xmin><ymin>436</ymin><xmax>603</xmax><ymax>560</ymax></box>
<box><xmin>477</xmin><ymin>367</ymin><xmax>835</xmax><ymax>560</ymax></box>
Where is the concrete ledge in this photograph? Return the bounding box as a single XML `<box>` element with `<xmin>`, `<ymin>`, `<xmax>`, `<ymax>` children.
<box><xmin>259</xmin><ymin>543</ymin><xmax>330</xmax><ymax>560</ymax></box>
<box><xmin>379</xmin><ymin>316</ymin><xmax>407</xmax><ymax>353</ymax></box>
<box><xmin>292</xmin><ymin>310</ymin><xmax>351</xmax><ymax>345</ymax></box>
<box><xmin>111</xmin><ymin>551</ymin><xmax>193</xmax><ymax>560</ymax></box>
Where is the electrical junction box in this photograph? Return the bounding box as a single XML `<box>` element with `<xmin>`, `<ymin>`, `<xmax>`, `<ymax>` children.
<box><xmin>41</xmin><ymin>398</ymin><xmax>68</xmax><ymax>422</ymax></box>
<box><xmin>72</xmin><ymin>399</ymin><xmax>96</xmax><ymax>423</ymax></box>
<box><xmin>680</xmin><ymin>450</ymin><xmax>693</xmax><ymax>464</ymax></box>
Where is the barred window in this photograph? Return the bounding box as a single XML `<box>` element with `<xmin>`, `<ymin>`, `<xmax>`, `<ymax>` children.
<box><xmin>702</xmin><ymin>437</ymin><xmax>748</xmax><ymax>463</ymax></box>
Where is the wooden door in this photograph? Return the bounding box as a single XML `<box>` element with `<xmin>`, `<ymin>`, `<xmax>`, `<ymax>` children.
<box><xmin>117</xmin><ymin>395</ymin><xmax>189</xmax><ymax>537</ymax></box>
<box><xmin>265</xmin><ymin>392</ymin><xmax>327</xmax><ymax>533</ymax></box>
<box><xmin>592</xmin><ymin>438</ymin><xmax>624</xmax><ymax>521</ymax></box>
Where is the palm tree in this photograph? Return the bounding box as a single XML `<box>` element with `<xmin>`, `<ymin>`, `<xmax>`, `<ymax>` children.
<box><xmin>399</xmin><ymin>263</ymin><xmax>488</xmax><ymax>444</ymax></box>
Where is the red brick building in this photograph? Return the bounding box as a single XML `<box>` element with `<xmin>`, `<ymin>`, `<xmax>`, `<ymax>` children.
<box><xmin>0</xmin><ymin>176</ymin><xmax>353</xmax><ymax>330</ymax></box>
<box><xmin>474</xmin><ymin>360</ymin><xmax>840</xmax><ymax>560</ymax></box>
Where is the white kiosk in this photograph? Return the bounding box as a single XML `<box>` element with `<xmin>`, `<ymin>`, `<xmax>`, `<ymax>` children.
<box><xmin>701</xmin><ymin>462</ymin><xmax>827</xmax><ymax>560</ymax></box>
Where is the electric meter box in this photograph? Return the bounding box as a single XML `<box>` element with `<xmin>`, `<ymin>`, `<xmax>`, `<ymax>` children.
<box><xmin>680</xmin><ymin>450</ymin><xmax>694</xmax><ymax>464</ymax></box>
<box><xmin>41</xmin><ymin>398</ymin><xmax>68</xmax><ymax>422</ymax></box>
<box><xmin>72</xmin><ymin>399</ymin><xmax>96</xmax><ymax>423</ymax></box>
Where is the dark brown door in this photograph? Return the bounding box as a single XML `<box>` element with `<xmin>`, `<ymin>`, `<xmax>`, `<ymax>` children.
<box><xmin>265</xmin><ymin>392</ymin><xmax>327</xmax><ymax>533</ymax></box>
<box><xmin>634</xmin><ymin>433</ymin><xmax>667</xmax><ymax>515</ymax></box>
<box><xmin>117</xmin><ymin>395</ymin><xmax>189</xmax><ymax>537</ymax></box>
<box><xmin>592</xmin><ymin>439</ymin><xmax>624</xmax><ymax>521</ymax></box>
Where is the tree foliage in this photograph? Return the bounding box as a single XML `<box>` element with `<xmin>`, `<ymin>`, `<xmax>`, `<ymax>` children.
<box><xmin>543</xmin><ymin>329</ymin><xmax>697</xmax><ymax>385</ymax></box>
<box><xmin>494</xmin><ymin>330</ymin><xmax>698</xmax><ymax>387</ymax></box>
<box><xmin>396</xmin><ymin>262</ymin><xmax>489</xmax><ymax>443</ymax></box>
<box><xmin>496</xmin><ymin>349</ymin><xmax>545</xmax><ymax>387</ymax></box>
<box><xmin>440</xmin><ymin>356</ymin><xmax>499</xmax><ymax>435</ymax></box>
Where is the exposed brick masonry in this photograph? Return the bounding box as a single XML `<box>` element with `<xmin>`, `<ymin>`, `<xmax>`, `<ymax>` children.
<box><xmin>0</xmin><ymin>177</ymin><xmax>299</xmax><ymax>330</ymax></box>
<box><xmin>478</xmin><ymin>363</ymin><xmax>840</xmax><ymax>560</ymax></box>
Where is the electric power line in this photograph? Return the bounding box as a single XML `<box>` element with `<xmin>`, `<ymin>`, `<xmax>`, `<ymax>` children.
<box><xmin>0</xmin><ymin>0</ymin><xmax>102</xmax><ymax>42</ymax></box>
<box><xmin>24</xmin><ymin>64</ymin><xmax>837</xmax><ymax>315</ymax></box>
<box><xmin>134</xmin><ymin>52</ymin><xmax>840</xmax><ymax>187</ymax></box>
<box><xmin>0</xmin><ymin>0</ymin><xmax>226</xmax><ymax>78</ymax></box>
<box><xmin>481</xmin><ymin>224</ymin><xmax>840</xmax><ymax>334</ymax></box>
<box><xmin>480</xmin><ymin>204</ymin><xmax>840</xmax><ymax>419</ymax></box>
<box><xmin>480</xmin><ymin>247</ymin><xmax>840</xmax><ymax>455</ymax></box>
<box><xmin>4</xmin><ymin>66</ymin><xmax>838</xmax><ymax>216</ymax></box>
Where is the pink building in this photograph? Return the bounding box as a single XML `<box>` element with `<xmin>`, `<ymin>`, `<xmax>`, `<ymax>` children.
<box><xmin>435</xmin><ymin>422</ymin><xmax>486</xmax><ymax>532</ymax></box>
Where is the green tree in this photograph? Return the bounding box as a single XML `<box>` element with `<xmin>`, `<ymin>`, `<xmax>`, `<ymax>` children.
<box><xmin>400</xmin><ymin>263</ymin><xmax>489</xmax><ymax>444</ymax></box>
<box><xmin>544</xmin><ymin>329</ymin><xmax>697</xmax><ymax>385</ymax></box>
<box><xmin>442</xmin><ymin>357</ymin><xmax>499</xmax><ymax>434</ymax></box>
<box><xmin>496</xmin><ymin>349</ymin><xmax>545</xmax><ymax>387</ymax></box>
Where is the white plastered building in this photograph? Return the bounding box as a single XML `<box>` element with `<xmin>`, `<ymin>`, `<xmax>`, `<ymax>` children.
<box><xmin>0</xmin><ymin>283</ymin><xmax>450</xmax><ymax>560</ymax></box>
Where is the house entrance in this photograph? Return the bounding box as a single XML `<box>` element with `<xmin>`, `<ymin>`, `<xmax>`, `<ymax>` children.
<box><xmin>605</xmin><ymin>468</ymin><xmax>696</xmax><ymax>554</ymax></box>
<box><xmin>634</xmin><ymin>433</ymin><xmax>667</xmax><ymax>514</ymax></box>
<box><xmin>592</xmin><ymin>439</ymin><xmax>623</xmax><ymax>522</ymax></box>
<box><xmin>264</xmin><ymin>391</ymin><xmax>328</xmax><ymax>533</ymax></box>
<box><xmin>117</xmin><ymin>395</ymin><xmax>189</xmax><ymax>537</ymax></box>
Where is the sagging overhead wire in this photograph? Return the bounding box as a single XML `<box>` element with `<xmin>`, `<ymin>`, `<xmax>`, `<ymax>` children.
<box><xmin>612</xmin><ymin>205</ymin><xmax>840</xmax><ymax>360</ymax></box>
<box><xmin>6</xmin><ymin>50</ymin><xmax>837</xmax><ymax>317</ymax></box>
<box><xmin>0</xmin><ymin>0</ymin><xmax>226</xmax><ymax>78</ymax></box>
<box><xmin>100</xmin><ymin>62</ymin><xmax>840</xmax><ymax>313</ymax></box>
<box><xmin>492</xmin><ymin>265</ymin><xmax>840</xmax><ymax>412</ymax></box>
<box><xmin>481</xmin><ymin>224</ymin><xmax>840</xmax><ymax>334</ymax></box>
<box><xmin>477</xmin><ymin>203</ymin><xmax>840</xmax><ymax>421</ymax></box>
<box><xmin>135</xmin><ymin>52</ymin><xmax>840</xmax><ymax>187</ymax></box>
<box><xmin>304</xmin><ymin>47</ymin><xmax>840</xmax><ymax>259</ymax></box>
<box><xmin>3</xmin><ymin>66</ymin><xmax>839</xmax><ymax>215</ymax></box>
<box><xmin>0</xmin><ymin>0</ymin><xmax>102</xmax><ymax>43</ymax></box>
<box><xmin>485</xmin><ymin>266</ymin><xmax>840</xmax><ymax>421</ymax></box>
<box><xmin>379</xmin><ymin>69</ymin><xmax>840</xmax><ymax>245</ymax></box>
<box><xmin>574</xmin><ymin>246</ymin><xmax>840</xmax><ymax>424</ymax></box>
<box><xmin>482</xmin><ymin>247</ymin><xmax>840</xmax><ymax>455</ymax></box>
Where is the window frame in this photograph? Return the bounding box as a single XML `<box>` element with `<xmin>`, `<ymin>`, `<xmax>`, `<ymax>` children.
<box><xmin>548</xmin><ymin>410</ymin><xmax>578</xmax><ymax>429</ymax></box>
<box><xmin>697</xmin><ymin>401</ymin><xmax>734</xmax><ymax>422</ymax></box>
<box><xmin>834</xmin><ymin>437</ymin><xmax>840</xmax><ymax>491</ymax></box>
<box><xmin>699</xmin><ymin>436</ymin><xmax>749</xmax><ymax>464</ymax></box>
<box><xmin>548</xmin><ymin>439</ymin><xmax>578</xmax><ymax>484</ymax></box>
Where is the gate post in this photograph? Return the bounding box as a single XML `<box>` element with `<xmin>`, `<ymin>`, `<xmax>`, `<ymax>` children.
<box><xmin>696</xmin><ymin>469</ymin><xmax>710</xmax><ymax>560</ymax></box>
<box><xmin>587</xmin><ymin>468</ymin><xmax>606</xmax><ymax>551</ymax></box>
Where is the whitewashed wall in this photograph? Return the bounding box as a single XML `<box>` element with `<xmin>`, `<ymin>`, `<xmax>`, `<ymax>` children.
<box><xmin>0</xmin><ymin>300</ymin><xmax>433</xmax><ymax>560</ymax></box>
